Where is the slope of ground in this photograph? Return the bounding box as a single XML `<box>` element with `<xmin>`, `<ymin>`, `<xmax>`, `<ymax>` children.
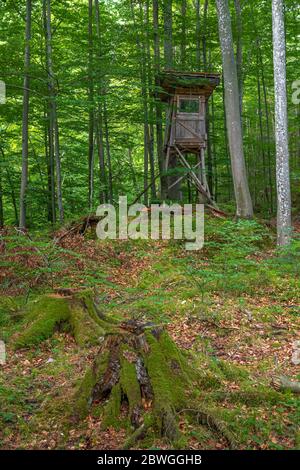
<box><xmin>0</xmin><ymin>216</ymin><xmax>299</xmax><ymax>450</ymax></box>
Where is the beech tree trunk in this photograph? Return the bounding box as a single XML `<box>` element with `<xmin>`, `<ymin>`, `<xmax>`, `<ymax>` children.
<box><xmin>272</xmin><ymin>0</ymin><xmax>291</xmax><ymax>246</ymax></box>
<box><xmin>19</xmin><ymin>0</ymin><xmax>32</xmax><ymax>229</ymax></box>
<box><xmin>215</xmin><ymin>0</ymin><xmax>253</xmax><ymax>218</ymax></box>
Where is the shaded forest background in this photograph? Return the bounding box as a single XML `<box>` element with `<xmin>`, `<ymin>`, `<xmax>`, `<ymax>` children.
<box><xmin>0</xmin><ymin>0</ymin><xmax>299</xmax><ymax>228</ymax></box>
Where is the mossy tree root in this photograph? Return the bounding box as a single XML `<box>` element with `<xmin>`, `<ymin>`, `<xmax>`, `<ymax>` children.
<box><xmin>73</xmin><ymin>320</ymin><xmax>194</xmax><ymax>447</ymax></box>
<box><xmin>13</xmin><ymin>292</ymin><xmax>238</xmax><ymax>449</ymax></box>
<box><xmin>13</xmin><ymin>292</ymin><xmax>110</xmax><ymax>349</ymax></box>
<box><xmin>271</xmin><ymin>375</ymin><xmax>300</xmax><ymax>395</ymax></box>
<box><xmin>183</xmin><ymin>408</ymin><xmax>238</xmax><ymax>450</ymax></box>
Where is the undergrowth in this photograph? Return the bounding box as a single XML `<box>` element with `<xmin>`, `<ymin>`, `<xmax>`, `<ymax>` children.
<box><xmin>0</xmin><ymin>216</ymin><xmax>299</xmax><ymax>449</ymax></box>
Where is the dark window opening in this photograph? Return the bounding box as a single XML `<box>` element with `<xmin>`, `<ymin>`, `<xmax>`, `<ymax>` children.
<box><xmin>179</xmin><ymin>99</ymin><xmax>199</xmax><ymax>113</ymax></box>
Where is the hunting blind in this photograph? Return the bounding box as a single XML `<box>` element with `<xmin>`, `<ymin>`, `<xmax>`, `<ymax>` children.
<box><xmin>158</xmin><ymin>71</ymin><xmax>220</xmax><ymax>205</ymax></box>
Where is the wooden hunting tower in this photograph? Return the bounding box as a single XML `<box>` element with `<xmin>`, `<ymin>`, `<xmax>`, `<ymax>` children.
<box><xmin>158</xmin><ymin>71</ymin><xmax>220</xmax><ymax>204</ymax></box>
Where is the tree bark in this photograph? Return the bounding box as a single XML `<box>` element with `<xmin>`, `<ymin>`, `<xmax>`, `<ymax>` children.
<box><xmin>19</xmin><ymin>0</ymin><xmax>32</xmax><ymax>229</ymax></box>
<box><xmin>272</xmin><ymin>0</ymin><xmax>291</xmax><ymax>246</ymax></box>
<box><xmin>215</xmin><ymin>0</ymin><xmax>253</xmax><ymax>218</ymax></box>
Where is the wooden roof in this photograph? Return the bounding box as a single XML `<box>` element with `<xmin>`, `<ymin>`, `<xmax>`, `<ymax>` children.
<box><xmin>158</xmin><ymin>70</ymin><xmax>220</xmax><ymax>101</ymax></box>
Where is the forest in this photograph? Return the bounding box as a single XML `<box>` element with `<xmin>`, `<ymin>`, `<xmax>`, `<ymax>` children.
<box><xmin>0</xmin><ymin>0</ymin><xmax>300</xmax><ymax>457</ymax></box>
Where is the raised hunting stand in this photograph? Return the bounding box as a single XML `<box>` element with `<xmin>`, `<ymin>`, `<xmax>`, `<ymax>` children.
<box><xmin>158</xmin><ymin>71</ymin><xmax>220</xmax><ymax>205</ymax></box>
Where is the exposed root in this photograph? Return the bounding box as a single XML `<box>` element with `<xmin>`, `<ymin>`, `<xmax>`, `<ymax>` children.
<box><xmin>13</xmin><ymin>291</ymin><xmax>107</xmax><ymax>349</ymax></box>
<box><xmin>184</xmin><ymin>408</ymin><xmax>238</xmax><ymax>450</ymax></box>
<box><xmin>209</xmin><ymin>388</ymin><xmax>283</xmax><ymax>406</ymax></box>
<box><xmin>271</xmin><ymin>375</ymin><xmax>300</xmax><ymax>395</ymax></box>
<box><xmin>123</xmin><ymin>420</ymin><xmax>153</xmax><ymax>450</ymax></box>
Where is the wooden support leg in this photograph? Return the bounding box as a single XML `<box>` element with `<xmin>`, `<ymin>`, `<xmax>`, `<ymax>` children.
<box><xmin>173</xmin><ymin>145</ymin><xmax>216</xmax><ymax>207</ymax></box>
<box><xmin>168</xmin><ymin>161</ymin><xmax>201</xmax><ymax>191</ymax></box>
<box><xmin>200</xmin><ymin>147</ymin><xmax>212</xmax><ymax>200</ymax></box>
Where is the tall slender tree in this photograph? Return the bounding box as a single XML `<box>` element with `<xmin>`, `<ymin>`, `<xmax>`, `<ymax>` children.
<box><xmin>215</xmin><ymin>0</ymin><xmax>253</xmax><ymax>218</ymax></box>
<box><xmin>272</xmin><ymin>0</ymin><xmax>291</xmax><ymax>246</ymax></box>
<box><xmin>152</xmin><ymin>0</ymin><xmax>166</xmax><ymax>197</ymax></box>
<box><xmin>95</xmin><ymin>0</ymin><xmax>108</xmax><ymax>204</ymax></box>
<box><xmin>19</xmin><ymin>0</ymin><xmax>32</xmax><ymax>229</ymax></box>
<box><xmin>163</xmin><ymin>0</ymin><xmax>181</xmax><ymax>200</ymax></box>
<box><xmin>88</xmin><ymin>0</ymin><xmax>94</xmax><ymax>210</ymax></box>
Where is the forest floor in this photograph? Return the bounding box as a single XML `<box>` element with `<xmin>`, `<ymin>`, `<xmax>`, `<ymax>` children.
<box><xmin>0</xmin><ymin>214</ymin><xmax>300</xmax><ymax>450</ymax></box>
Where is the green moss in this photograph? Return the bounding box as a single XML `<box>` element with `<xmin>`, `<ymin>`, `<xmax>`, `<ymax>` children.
<box><xmin>101</xmin><ymin>383</ymin><xmax>122</xmax><ymax>429</ymax></box>
<box><xmin>142</xmin><ymin>329</ymin><xmax>193</xmax><ymax>441</ymax></box>
<box><xmin>13</xmin><ymin>292</ymin><xmax>110</xmax><ymax>349</ymax></box>
<box><xmin>120</xmin><ymin>350</ymin><xmax>142</xmax><ymax>422</ymax></box>
<box><xmin>197</xmin><ymin>370</ymin><xmax>221</xmax><ymax>390</ymax></box>
<box><xmin>0</xmin><ymin>296</ymin><xmax>21</xmax><ymax>326</ymax></box>
<box><xmin>209</xmin><ymin>387</ymin><xmax>284</xmax><ymax>406</ymax></box>
<box><xmin>69</xmin><ymin>299</ymin><xmax>105</xmax><ymax>346</ymax></box>
<box><xmin>217</xmin><ymin>359</ymin><xmax>249</xmax><ymax>381</ymax></box>
<box><xmin>14</xmin><ymin>296</ymin><xmax>70</xmax><ymax>349</ymax></box>
<box><xmin>74</xmin><ymin>351</ymin><xmax>110</xmax><ymax>419</ymax></box>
